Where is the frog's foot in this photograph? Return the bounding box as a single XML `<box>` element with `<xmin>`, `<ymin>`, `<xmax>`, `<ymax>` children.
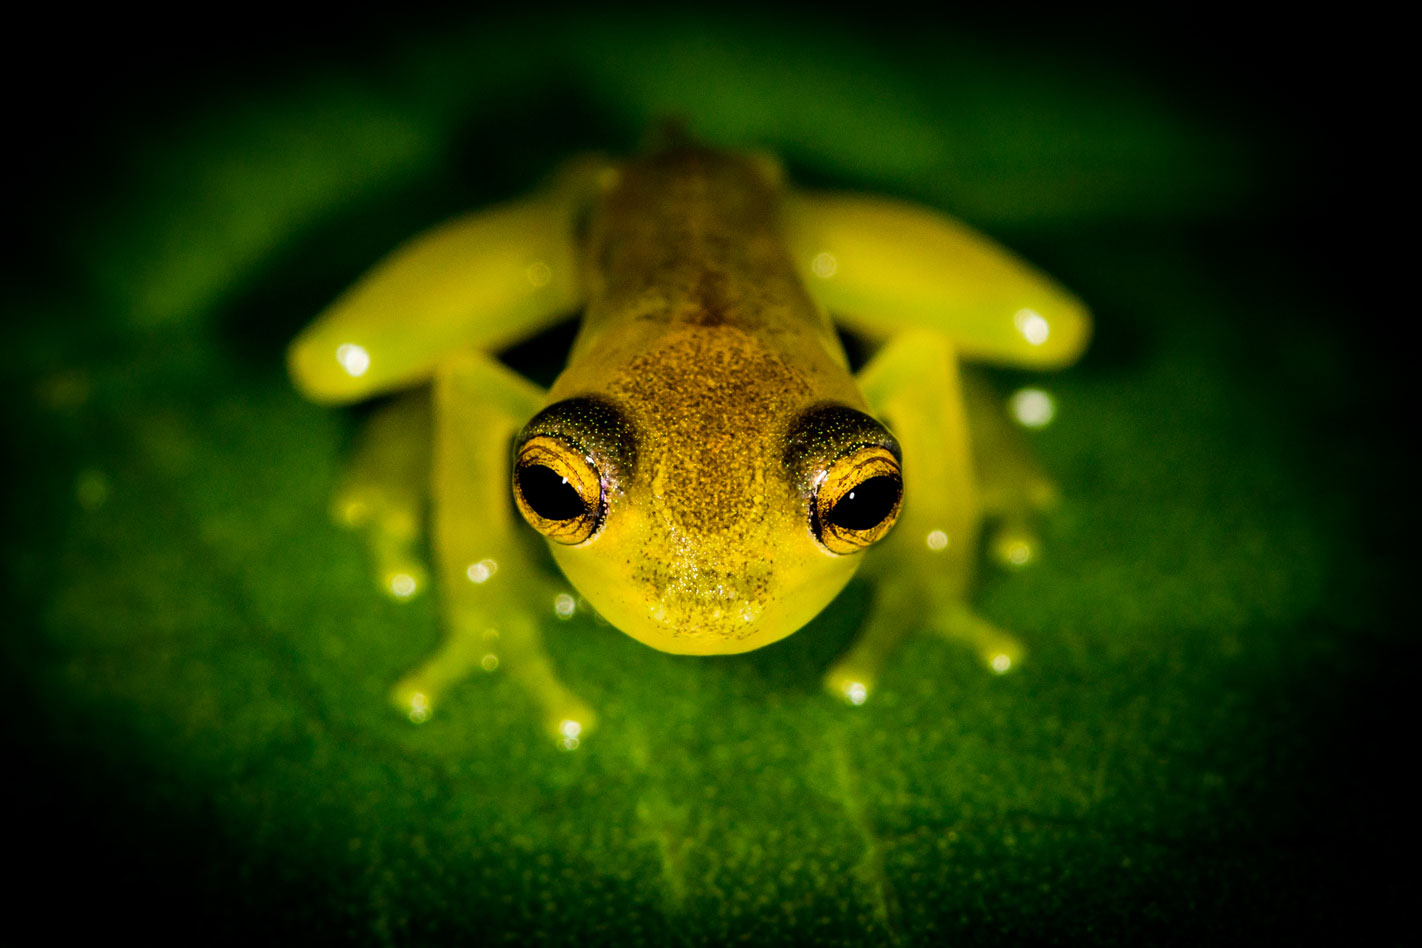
<box><xmin>391</xmin><ymin>664</ymin><xmax>597</xmax><ymax>749</ymax></box>
<box><xmin>390</xmin><ymin>601</ymin><xmax>598</xmax><ymax>749</ymax></box>
<box><xmin>981</xmin><ymin>473</ymin><xmax>1059</xmax><ymax>572</ymax></box>
<box><xmin>333</xmin><ymin>485</ymin><xmax>429</xmax><ymax>601</ymax></box>
<box><xmin>967</xmin><ymin>370</ymin><xmax>1063</xmax><ymax>573</ymax></box>
<box><xmin>935</xmin><ymin>602</ymin><xmax>1024</xmax><ymax>675</ymax></box>
<box><xmin>823</xmin><ymin>588</ymin><xmax>1023</xmax><ymax>705</ymax></box>
<box><xmin>822</xmin><ymin>584</ymin><xmax>914</xmax><ymax>706</ymax></box>
<box><xmin>389</xmin><ymin>624</ymin><xmax>501</xmax><ymax>725</ymax></box>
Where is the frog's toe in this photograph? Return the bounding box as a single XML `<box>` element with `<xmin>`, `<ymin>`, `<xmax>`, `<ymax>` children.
<box><xmin>936</xmin><ymin>603</ymin><xmax>1025</xmax><ymax>674</ymax></box>
<box><xmin>546</xmin><ymin>701</ymin><xmax>598</xmax><ymax>751</ymax></box>
<box><xmin>823</xmin><ymin>665</ymin><xmax>876</xmax><ymax>706</ymax></box>
<box><xmin>390</xmin><ymin>678</ymin><xmax>438</xmax><ymax>724</ymax></box>
<box><xmin>377</xmin><ymin>553</ymin><xmax>428</xmax><ymax>602</ymax></box>
<box><xmin>980</xmin><ymin>638</ymin><xmax>1024</xmax><ymax>675</ymax></box>
<box><xmin>330</xmin><ymin>484</ymin><xmax>375</xmax><ymax>530</ymax></box>
<box><xmin>520</xmin><ymin>658</ymin><xmax>598</xmax><ymax>749</ymax></box>
<box><xmin>988</xmin><ymin>519</ymin><xmax>1041</xmax><ymax>570</ymax></box>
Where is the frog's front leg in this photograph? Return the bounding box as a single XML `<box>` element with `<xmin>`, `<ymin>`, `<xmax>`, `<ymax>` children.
<box><xmin>390</xmin><ymin>351</ymin><xmax>595</xmax><ymax>748</ymax></box>
<box><xmin>825</xmin><ymin>331</ymin><xmax>1022</xmax><ymax>705</ymax></box>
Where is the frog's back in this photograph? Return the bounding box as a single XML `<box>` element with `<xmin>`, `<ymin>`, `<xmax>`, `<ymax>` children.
<box><xmin>565</xmin><ymin>146</ymin><xmax>847</xmax><ymax>372</ymax></box>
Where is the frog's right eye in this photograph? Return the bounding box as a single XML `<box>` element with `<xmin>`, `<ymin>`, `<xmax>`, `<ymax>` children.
<box><xmin>783</xmin><ymin>403</ymin><xmax>903</xmax><ymax>555</ymax></box>
<box><xmin>513</xmin><ymin>435</ymin><xmax>604</xmax><ymax>544</ymax></box>
<box><xmin>813</xmin><ymin>445</ymin><xmax>903</xmax><ymax>555</ymax></box>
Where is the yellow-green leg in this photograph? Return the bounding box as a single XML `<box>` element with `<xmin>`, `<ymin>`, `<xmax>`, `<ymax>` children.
<box><xmin>963</xmin><ymin>370</ymin><xmax>1060</xmax><ymax>571</ymax></box>
<box><xmin>331</xmin><ymin>389</ymin><xmax>432</xmax><ymax>602</ymax></box>
<box><xmin>825</xmin><ymin>331</ymin><xmax>1023</xmax><ymax>706</ymax></box>
<box><xmin>389</xmin><ymin>351</ymin><xmax>596</xmax><ymax>748</ymax></box>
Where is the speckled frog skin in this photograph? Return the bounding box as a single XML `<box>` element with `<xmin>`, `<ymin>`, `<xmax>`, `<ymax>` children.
<box><xmin>288</xmin><ymin>140</ymin><xmax>1089</xmax><ymax>746</ymax></box>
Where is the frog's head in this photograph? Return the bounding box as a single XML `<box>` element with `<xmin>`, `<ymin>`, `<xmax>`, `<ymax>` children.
<box><xmin>511</xmin><ymin>327</ymin><xmax>902</xmax><ymax>655</ymax></box>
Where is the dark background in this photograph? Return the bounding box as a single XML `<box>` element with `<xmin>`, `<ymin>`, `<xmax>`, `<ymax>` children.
<box><xmin>5</xmin><ymin>5</ymin><xmax>1408</xmax><ymax>945</ymax></box>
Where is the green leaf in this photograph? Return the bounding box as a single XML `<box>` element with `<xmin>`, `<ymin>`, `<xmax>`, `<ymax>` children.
<box><xmin>7</xmin><ymin>10</ymin><xmax>1398</xmax><ymax>946</ymax></box>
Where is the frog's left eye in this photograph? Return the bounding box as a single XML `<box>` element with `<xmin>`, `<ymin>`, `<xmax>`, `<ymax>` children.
<box><xmin>813</xmin><ymin>445</ymin><xmax>903</xmax><ymax>555</ymax></box>
<box><xmin>513</xmin><ymin>435</ymin><xmax>604</xmax><ymax>545</ymax></box>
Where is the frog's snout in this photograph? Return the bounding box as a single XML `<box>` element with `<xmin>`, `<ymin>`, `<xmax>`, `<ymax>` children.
<box><xmin>645</xmin><ymin>561</ymin><xmax>771</xmax><ymax>641</ymax></box>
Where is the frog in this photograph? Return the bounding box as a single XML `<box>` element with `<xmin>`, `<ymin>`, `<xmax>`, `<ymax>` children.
<box><xmin>287</xmin><ymin>135</ymin><xmax>1089</xmax><ymax>748</ymax></box>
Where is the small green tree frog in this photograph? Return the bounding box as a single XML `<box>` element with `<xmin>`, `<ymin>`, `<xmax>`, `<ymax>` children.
<box><xmin>288</xmin><ymin>139</ymin><xmax>1089</xmax><ymax>746</ymax></box>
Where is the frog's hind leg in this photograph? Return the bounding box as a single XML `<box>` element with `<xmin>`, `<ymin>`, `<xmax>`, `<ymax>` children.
<box><xmin>963</xmin><ymin>370</ymin><xmax>1060</xmax><ymax>571</ymax></box>
<box><xmin>783</xmin><ymin>190</ymin><xmax>1090</xmax><ymax>368</ymax></box>
<box><xmin>332</xmin><ymin>388</ymin><xmax>432</xmax><ymax>602</ymax></box>
<box><xmin>288</xmin><ymin>154</ymin><xmax>611</xmax><ymax>405</ymax></box>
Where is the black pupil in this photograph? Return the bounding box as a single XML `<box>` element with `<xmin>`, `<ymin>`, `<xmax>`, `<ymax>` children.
<box><xmin>827</xmin><ymin>476</ymin><xmax>900</xmax><ymax>531</ymax></box>
<box><xmin>519</xmin><ymin>465</ymin><xmax>588</xmax><ymax>521</ymax></box>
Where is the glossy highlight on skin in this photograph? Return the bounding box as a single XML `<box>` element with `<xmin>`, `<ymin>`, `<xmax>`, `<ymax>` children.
<box><xmin>288</xmin><ymin>137</ymin><xmax>1089</xmax><ymax>745</ymax></box>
